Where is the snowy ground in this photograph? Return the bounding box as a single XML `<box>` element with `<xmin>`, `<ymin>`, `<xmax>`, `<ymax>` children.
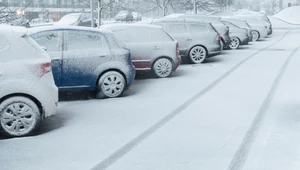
<box><xmin>1</xmin><ymin>28</ymin><xmax>300</xmax><ymax>170</ymax></box>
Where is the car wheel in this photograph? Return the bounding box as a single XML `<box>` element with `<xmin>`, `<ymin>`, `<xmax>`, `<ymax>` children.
<box><xmin>252</xmin><ymin>31</ymin><xmax>260</xmax><ymax>41</ymax></box>
<box><xmin>97</xmin><ymin>71</ymin><xmax>126</xmax><ymax>99</ymax></box>
<box><xmin>229</xmin><ymin>37</ymin><xmax>240</xmax><ymax>49</ymax></box>
<box><xmin>189</xmin><ymin>46</ymin><xmax>207</xmax><ymax>64</ymax></box>
<box><xmin>152</xmin><ymin>58</ymin><xmax>173</xmax><ymax>78</ymax></box>
<box><xmin>0</xmin><ymin>96</ymin><xmax>41</xmax><ymax>137</ymax></box>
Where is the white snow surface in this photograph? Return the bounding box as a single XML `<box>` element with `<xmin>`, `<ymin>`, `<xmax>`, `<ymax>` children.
<box><xmin>273</xmin><ymin>6</ymin><xmax>300</xmax><ymax>24</ymax></box>
<box><xmin>1</xmin><ymin>27</ymin><xmax>300</xmax><ymax>170</ymax></box>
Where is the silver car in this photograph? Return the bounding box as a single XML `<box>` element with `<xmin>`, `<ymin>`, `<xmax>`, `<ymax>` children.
<box><xmin>221</xmin><ymin>20</ymin><xmax>249</xmax><ymax>49</ymax></box>
<box><xmin>164</xmin><ymin>14</ymin><xmax>231</xmax><ymax>49</ymax></box>
<box><xmin>100</xmin><ymin>24</ymin><xmax>181</xmax><ymax>78</ymax></box>
<box><xmin>221</xmin><ymin>17</ymin><xmax>253</xmax><ymax>42</ymax></box>
<box><xmin>151</xmin><ymin>19</ymin><xmax>222</xmax><ymax>64</ymax></box>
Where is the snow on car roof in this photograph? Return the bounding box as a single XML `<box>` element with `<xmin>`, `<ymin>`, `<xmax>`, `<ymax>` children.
<box><xmin>27</xmin><ymin>25</ymin><xmax>112</xmax><ymax>35</ymax></box>
<box><xmin>0</xmin><ymin>25</ymin><xmax>27</xmax><ymax>37</ymax></box>
<box><xmin>100</xmin><ymin>23</ymin><xmax>162</xmax><ymax>30</ymax></box>
<box><xmin>153</xmin><ymin>18</ymin><xmax>210</xmax><ymax>25</ymax></box>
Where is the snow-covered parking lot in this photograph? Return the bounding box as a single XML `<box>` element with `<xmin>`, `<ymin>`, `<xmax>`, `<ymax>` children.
<box><xmin>1</xmin><ymin>28</ymin><xmax>300</xmax><ymax>170</ymax></box>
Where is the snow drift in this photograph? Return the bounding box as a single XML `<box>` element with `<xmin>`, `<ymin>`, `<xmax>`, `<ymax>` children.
<box><xmin>273</xmin><ymin>6</ymin><xmax>300</xmax><ymax>25</ymax></box>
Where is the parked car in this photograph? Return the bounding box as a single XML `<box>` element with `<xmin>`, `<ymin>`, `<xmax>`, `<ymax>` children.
<box><xmin>0</xmin><ymin>26</ymin><xmax>58</xmax><ymax>137</ymax></box>
<box><xmin>115</xmin><ymin>10</ymin><xmax>134</xmax><ymax>22</ymax></box>
<box><xmin>221</xmin><ymin>17</ymin><xmax>253</xmax><ymax>42</ymax></box>
<box><xmin>132</xmin><ymin>12</ymin><xmax>142</xmax><ymax>21</ymax></box>
<box><xmin>10</xmin><ymin>18</ymin><xmax>30</xmax><ymax>28</ymax></box>
<box><xmin>151</xmin><ymin>19</ymin><xmax>222</xmax><ymax>64</ymax></box>
<box><xmin>221</xmin><ymin>20</ymin><xmax>249</xmax><ymax>49</ymax></box>
<box><xmin>229</xmin><ymin>16</ymin><xmax>268</xmax><ymax>41</ymax></box>
<box><xmin>55</xmin><ymin>13</ymin><xmax>97</xmax><ymax>27</ymax></box>
<box><xmin>236</xmin><ymin>13</ymin><xmax>272</xmax><ymax>35</ymax></box>
<box><xmin>101</xmin><ymin>24</ymin><xmax>181</xmax><ymax>78</ymax></box>
<box><xmin>28</xmin><ymin>26</ymin><xmax>136</xmax><ymax>98</ymax></box>
<box><xmin>164</xmin><ymin>14</ymin><xmax>231</xmax><ymax>49</ymax></box>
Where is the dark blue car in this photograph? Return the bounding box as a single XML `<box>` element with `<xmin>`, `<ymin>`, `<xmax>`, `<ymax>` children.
<box><xmin>28</xmin><ymin>26</ymin><xmax>135</xmax><ymax>98</ymax></box>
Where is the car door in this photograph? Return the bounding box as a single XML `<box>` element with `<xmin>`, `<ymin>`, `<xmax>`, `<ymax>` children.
<box><xmin>30</xmin><ymin>30</ymin><xmax>63</xmax><ymax>87</ymax></box>
<box><xmin>188</xmin><ymin>23</ymin><xmax>214</xmax><ymax>46</ymax></box>
<box><xmin>62</xmin><ymin>30</ymin><xmax>111</xmax><ymax>89</ymax></box>
<box><xmin>165</xmin><ymin>23</ymin><xmax>190</xmax><ymax>56</ymax></box>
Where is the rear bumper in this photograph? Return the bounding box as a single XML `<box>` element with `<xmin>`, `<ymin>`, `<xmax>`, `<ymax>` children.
<box><xmin>241</xmin><ymin>37</ymin><xmax>249</xmax><ymax>45</ymax></box>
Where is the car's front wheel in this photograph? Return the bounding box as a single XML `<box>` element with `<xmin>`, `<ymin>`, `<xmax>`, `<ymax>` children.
<box><xmin>152</xmin><ymin>58</ymin><xmax>173</xmax><ymax>78</ymax></box>
<box><xmin>0</xmin><ymin>96</ymin><xmax>41</xmax><ymax>137</ymax></box>
<box><xmin>189</xmin><ymin>46</ymin><xmax>207</xmax><ymax>64</ymax></box>
<box><xmin>229</xmin><ymin>37</ymin><xmax>240</xmax><ymax>49</ymax></box>
<box><xmin>97</xmin><ymin>71</ymin><xmax>126</xmax><ymax>99</ymax></box>
<box><xmin>252</xmin><ymin>30</ymin><xmax>260</xmax><ymax>41</ymax></box>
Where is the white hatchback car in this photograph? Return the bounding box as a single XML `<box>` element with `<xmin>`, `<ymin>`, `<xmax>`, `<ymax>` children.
<box><xmin>0</xmin><ymin>26</ymin><xmax>58</xmax><ymax>137</ymax></box>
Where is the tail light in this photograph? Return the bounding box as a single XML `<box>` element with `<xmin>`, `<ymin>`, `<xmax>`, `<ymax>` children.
<box><xmin>39</xmin><ymin>62</ymin><xmax>51</xmax><ymax>76</ymax></box>
<box><xmin>216</xmin><ymin>35</ymin><xmax>221</xmax><ymax>41</ymax></box>
<box><xmin>176</xmin><ymin>43</ymin><xmax>180</xmax><ymax>57</ymax></box>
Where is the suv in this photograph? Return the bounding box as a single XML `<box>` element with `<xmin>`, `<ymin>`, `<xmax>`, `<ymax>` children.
<box><xmin>28</xmin><ymin>26</ymin><xmax>136</xmax><ymax>98</ymax></box>
<box><xmin>101</xmin><ymin>24</ymin><xmax>181</xmax><ymax>78</ymax></box>
<box><xmin>152</xmin><ymin>19</ymin><xmax>222</xmax><ymax>64</ymax></box>
<box><xmin>115</xmin><ymin>10</ymin><xmax>134</xmax><ymax>22</ymax></box>
<box><xmin>0</xmin><ymin>26</ymin><xmax>58</xmax><ymax>137</ymax></box>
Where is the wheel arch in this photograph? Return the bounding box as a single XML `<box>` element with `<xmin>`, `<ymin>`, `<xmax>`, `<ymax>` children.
<box><xmin>188</xmin><ymin>44</ymin><xmax>208</xmax><ymax>57</ymax></box>
<box><xmin>151</xmin><ymin>56</ymin><xmax>175</xmax><ymax>70</ymax></box>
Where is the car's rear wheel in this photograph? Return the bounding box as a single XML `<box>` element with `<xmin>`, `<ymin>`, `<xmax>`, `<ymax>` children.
<box><xmin>229</xmin><ymin>37</ymin><xmax>240</xmax><ymax>49</ymax></box>
<box><xmin>152</xmin><ymin>58</ymin><xmax>173</xmax><ymax>78</ymax></box>
<box><xmin>252</xmin><ymin>30</ymin><xmax>260</xmax><ymax>41</ymax></box>
<box><xmin>189</xmin><ymin>46</ymin><xmax>207</xmax><ymax>64</ymax></box>
<box><xmin>97</xmin><ymin>71</ymin><xmax>126</xmax><ymax>98</ymax></box>
<box><xmin>0</xmin><ymin>96</ymin><xmax>41</xmax><ymax>137</ymax></box>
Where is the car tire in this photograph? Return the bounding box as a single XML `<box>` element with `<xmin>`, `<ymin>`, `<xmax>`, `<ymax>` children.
<box><xmin>0</xmin><ymin>96</ymin><xmax>41</xmax><ymax>137</ymax></box>
<box><xmin>152</xmin><ymin>58</ymin><xmax>173</xmax><ymax>78</ymax></box>
<box><xmin>252</xmin><ymin>30</ymin><xmax>260</xmax><ymax>41</ymax></box>
<box><xmin>229</xmin><ymin>37</ymin><xmax>240</xmax><ymax>50</ymax></box>
<box><xmin>189</xmin><ymin>46</ymin><xmax>207</xmax><ymax>64</ymax></box>
<box><xmin>97</xmin><ymin>71</ymin><xmax>126</xmax><ymax>99</ymax></box>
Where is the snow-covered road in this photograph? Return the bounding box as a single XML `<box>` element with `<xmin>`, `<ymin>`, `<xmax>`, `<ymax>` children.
<box><xmin>1</xmin><ymin>28</ymin><xmax>300</xmax><ymax>170</ymax></box>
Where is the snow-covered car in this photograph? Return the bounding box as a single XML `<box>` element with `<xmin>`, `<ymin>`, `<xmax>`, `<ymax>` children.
<box><xmin>221</xmin><ymin>20</ymin><xmax>249</xmax><ymax>49</ymax></box>
<box><xmin>132</xmin><ymin>12</ymin><xmax>142</xmax><ymax>21</ymax></box>
<box><xmin>28</xmin><ymin>26</ymin><xmax>136</xmax><ymax>98</ymax></box>
<box><xmin>236</xmin><ymin>13</ymin><xmax>272</xmax><ymax>35</ymax></box>
<box><xmin>55</xmin><ymin>13</ymin><xmax>97</xmax><ymax>27</ymax></box>
<box><xmin>0</xmin><ymin>26</ymin><xmax>58</xmax><ymax>137</ymax></box>
<box><xmin>152</xmin><ymin>19</ymin><xmax>222</xmax><ymax>64</ymax></box>
<box><xmin>10</xmin><ymin>18</ymin><xmax>30</xmax><ymax>28</ymax></box>
<box><xmin>230</xmin><ymin>16</ymin><xmax>269</xmax><ymax>41</ymax></box>
<box><xmin>164</xmin><ymin>14</ymin><xmax>231</xmax><ymax>49</ymax></box>
<box><xmin>221</xmin><ymin>17</ymin><xmax>253</xmax><ymax>42</ymax></box>
<box><xmin>100</xmin><ymin>24</ymin><xmax>181</xmax><ymax>78</ymax></box>
<box><xmin>115</xmin><ymin>10</ymin><xmax>133</xmax><ymax>22</ymax></box>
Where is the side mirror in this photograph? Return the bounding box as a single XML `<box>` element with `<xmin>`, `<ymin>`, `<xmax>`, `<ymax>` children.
<box><xmin>41</xmin><ymin>46</ymin><xmax>47</xmax><ymax>51</ymax></box>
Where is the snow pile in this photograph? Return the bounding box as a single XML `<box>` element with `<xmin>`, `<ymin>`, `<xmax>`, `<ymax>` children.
<box><xmin>269</xmin><ymin>16</ymin><xmax>300</xmax><ymax>29</ymax></box>
<box><xmin>273</xmin><ymin>6</ymin><xmax>300</xmax><ymax>24</ymax></box>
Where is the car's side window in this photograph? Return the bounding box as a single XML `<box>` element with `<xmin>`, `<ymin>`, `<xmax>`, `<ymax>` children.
<box><xmin>30</xmin><ymin>31</ymin><xmax>60</xmax><ymax>52</ymax></box>
<box><xmin>167</xmin><ymin>23</ymin><xmax>187</xmax><ymax>34</ymax></box>
<box><xmin>189</xmin><ymin>24</ymin><xmax>209</xmax><ymax>33</ymax></box>
<box><xmin>67</xmin><ymin>31</ymin><xmax>107</xmax><ymax>51</ymax></box>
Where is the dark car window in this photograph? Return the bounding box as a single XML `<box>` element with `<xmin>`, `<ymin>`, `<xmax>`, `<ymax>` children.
<box><xmin>189</xmin><ymin>24</ymin><xmax>208</xmax><ymax>33</ymax></box>
<box><xmin>167</xmin><ymin>23</ymin><xmax>187</xmax><ymax>34</ymax></box>
<box><xmin>30</xmin><ymin>31</ymin><xmax>60</xmax><ymax>52</ymax></box>
<box><xmin>67</xmin><ymin>31</ymin><xmax>107</xmax><ymax>51</ymax></box>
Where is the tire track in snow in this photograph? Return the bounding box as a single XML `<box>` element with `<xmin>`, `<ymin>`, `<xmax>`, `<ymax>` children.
<box><xmin>90</xmin><ymin>30</ymin><xmax>292</xmax><ymax>170</ymax></box>
<box><xmin>227</xmin><ymin>30</ymin><xmax>300</xmax><ymax>170</ymax></box>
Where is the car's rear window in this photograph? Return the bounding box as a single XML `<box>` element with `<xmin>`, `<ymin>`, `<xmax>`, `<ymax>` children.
<box><xmin>0</xmin><ymin>34</ymin><xmax>10</xmax><ymax>52</ymax></box>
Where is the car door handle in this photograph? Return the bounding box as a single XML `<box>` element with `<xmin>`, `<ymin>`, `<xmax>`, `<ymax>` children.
<box><xmin>186</xmin><ymin>37</ymin><xmax>192</xmax><ymax>41</ymax></box>
<box><xmin>153</xmin><ymin>46</ymin><xmax>160</xmax><ymax>50</ymax></box>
